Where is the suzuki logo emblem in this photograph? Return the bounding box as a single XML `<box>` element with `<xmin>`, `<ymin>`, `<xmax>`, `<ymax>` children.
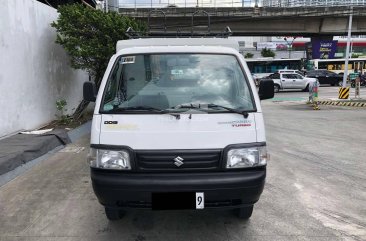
<box><xmin>174</xmin><ymin>156</ymin><xmax>184</xmax><ymax>167</ymax></box>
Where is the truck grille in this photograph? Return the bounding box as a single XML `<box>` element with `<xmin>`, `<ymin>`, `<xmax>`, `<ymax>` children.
<box><xmin>135</xmin><ymin>149</ymin><xmax>222</xmax><ymax>172</ymax></box>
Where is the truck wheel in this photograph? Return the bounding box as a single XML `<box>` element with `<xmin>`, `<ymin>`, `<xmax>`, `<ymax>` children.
<box><xmin>105</xmin><ymin>207</ymin><xmax>125</xmax><ymax>221</ymax></box>
<box><xmin>274</xmin><ymin>84</ymin><xmax>280</xmax><ymax>93</ymax></box>
<box><xmin>235</xmin><ymin>205</ymin><xmax>253</xmax><ymax>219</ymax></box>
<box><xmin>302</xmin><ymin>84</ymin><xmax>309</xmax><ymax>92</ymax></box>
<box><xmin>338</xmin><ymin>80</ymin><xmax>343</xmax><ymax>86</ymax></box>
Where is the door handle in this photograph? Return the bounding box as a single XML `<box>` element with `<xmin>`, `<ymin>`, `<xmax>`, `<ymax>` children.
<box><xmin>293</xmin><ymin>80</ymin><xmax>296</xmax><ymax>81</ymax></box>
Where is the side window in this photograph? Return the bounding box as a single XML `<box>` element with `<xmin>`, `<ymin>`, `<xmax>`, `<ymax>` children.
<box><xmin>294</xmin><ymin>74</ymin><xmax>303</xmax><ymax>79</ymax></box>
<box><xmin>271</xmin><ymin>73</ymin><xmax>280</xmax><ymax>79</ymax></box>
<box><xmin>103</xmin><ymin>60</ymin><xmax>123</xmax><ymax>103</ymax></box>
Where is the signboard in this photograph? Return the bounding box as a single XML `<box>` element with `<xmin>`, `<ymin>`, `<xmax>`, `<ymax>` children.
<box><xmin>257</xmin><ymin>42</ymin><xmax>288</xmax><ymax>50</ymax></box>
<box><xmin>257</xmin><ymin>42</ymin><xmax>277</xmax><ymax>50</ymax></box>
<box><xmin>312</xmin><ymin>40</ymin><xmax>338</xmax><ymax>59</ymax></box>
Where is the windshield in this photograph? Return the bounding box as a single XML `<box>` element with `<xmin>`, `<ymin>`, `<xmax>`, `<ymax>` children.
<box><xmin>101</xmin><ymin>54</ymin><xmax>255</xmax><ymax>113</ymax></box>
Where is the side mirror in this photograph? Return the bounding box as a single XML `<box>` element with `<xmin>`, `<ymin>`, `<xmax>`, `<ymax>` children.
<box><xmin>258</xmin><ymin>79</ymin><xmax>274</xmax><ymax>100</ymax></box>
<box><xmin>83</xmin><ymin>82</ymin><xmax>97</xmax><ymax>102</ymax></box>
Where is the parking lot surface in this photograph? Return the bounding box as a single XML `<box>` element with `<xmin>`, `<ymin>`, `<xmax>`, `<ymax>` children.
<box><xmin>0</xmin><ymin>88</ymin><xmax>365</xmax><ymax>241</ymax></box>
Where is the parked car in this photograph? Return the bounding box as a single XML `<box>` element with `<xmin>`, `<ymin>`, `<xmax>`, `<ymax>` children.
<box><xmin>264</xmin><ymin>72</ymin><xmax>316</xmax><ymax>93</ymax></box>
<box><xmin>306</xmin><ymin>70</ymin><xmax>343</xmax><ymax>86</ymax></box>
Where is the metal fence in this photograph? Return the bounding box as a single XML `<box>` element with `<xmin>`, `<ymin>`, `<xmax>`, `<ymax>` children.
<box><xmin>117</xmin><ymin>0</ymin><xmax>366</xmax><ymax>8</ymax></box>
<box><xmin>262</xmin><ymin>0</ymin><xmax>366</xmax><ymax>7</ymax></box>
<box><xmin>118</xmin><ymin>0</ymin><xmax>257</xmax><ymax>8</ymax></box>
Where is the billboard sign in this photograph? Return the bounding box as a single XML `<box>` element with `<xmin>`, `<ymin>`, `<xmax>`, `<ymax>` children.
<box><xmin>311</xmin><ymin>40</ymin><xmax>338</xmax><ymax>59</ymax></box>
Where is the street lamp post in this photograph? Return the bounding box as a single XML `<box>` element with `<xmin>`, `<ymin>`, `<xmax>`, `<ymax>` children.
<box><xmin>284</xmin><ymin>37</ymin><xmax>297</xmax><ymax>58</ymax></box>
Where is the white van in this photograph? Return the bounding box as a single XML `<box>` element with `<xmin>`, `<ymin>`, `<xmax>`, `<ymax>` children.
<box><xmin>84</xmin><ymin>38</ymin><xmax>274</xmax><ymax>220</ymax></box>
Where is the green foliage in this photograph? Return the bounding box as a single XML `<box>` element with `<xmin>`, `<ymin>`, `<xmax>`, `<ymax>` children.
<box><xmin>51</xmin><ymin>4</ymin><xmax>147</xmax><ymax>88</ymax></box>
<box><xmin>55</xmin><ymin>99</ymin><xmax>71</xmax><ymax>125</ymax></box>
<box><xmin>261</xmin><ymin>48</ymin><xmax>276</xmax><ymax>58</ymax></box>
<box><xmin>244</xmin><ymin>52</ymin><xmax>254</xmax><ymax>59</ymax></box>
<box><xmin>351</xmin><ymin>53</ymin><xmax>360</xmax><ymax>58</ymax></box>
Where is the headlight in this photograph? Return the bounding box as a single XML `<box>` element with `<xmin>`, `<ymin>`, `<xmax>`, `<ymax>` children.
<box><xmin>226</xmin><ymin>146</ymin><xmax>268</xmax><ymax>169</ymax></box>
<box><xmin>88</xmin><ymin>148</ymin><xmax>131</xmax><ymax>170</ymax></box>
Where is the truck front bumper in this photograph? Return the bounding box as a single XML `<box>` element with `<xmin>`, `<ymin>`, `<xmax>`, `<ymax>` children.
<box><xmin>91</xmin><ymin>168</ymin><xmax>266</xmax><ymax>209</ymax></box>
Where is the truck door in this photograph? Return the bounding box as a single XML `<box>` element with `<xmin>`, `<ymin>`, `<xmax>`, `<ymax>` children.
<box><xmin>281</xmin><ymin>73</ymin><xmax>296</xmax><ymax>89</ymax></box>
<box><xmin>292</xmin><ymin>74</ymin><xmax>307</xmax><ymax>88</ymax></box>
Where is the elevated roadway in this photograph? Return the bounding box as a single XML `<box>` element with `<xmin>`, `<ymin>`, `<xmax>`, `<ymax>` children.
<box><xmin>119</xmin><ymin>6</ymin><xmax>366</xmax><ymax>36</ymax></box>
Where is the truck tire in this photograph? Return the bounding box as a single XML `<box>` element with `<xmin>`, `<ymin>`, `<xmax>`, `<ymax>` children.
<box><xmin>302</xmin><ymin>84</ymin><xmax>309</xmax><ymax>92</ymax></box>
<box><xmin>338</xmin><ymin>80</ymin><xmax>343</xmax><ymax>87</ymax></box>
<box><xmin>105</xmin><ymin>207</ymin><xmax>125</xmax><ymax>221</ymax></box>
<box><xmin>235</xmin><ymin>205</ymin><xmax>253</xmax><ymax>219</ymax></box>
<box><xmin>274</xmin><ymin>84</ymin><xmax>280</xmax><ymax>93</ymax></box>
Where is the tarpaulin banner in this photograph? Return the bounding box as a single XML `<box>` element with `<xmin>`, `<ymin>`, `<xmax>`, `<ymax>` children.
<box><xmin>311</xmin><ymin>40</ymin><xmax>338</xmax><ymax>59</ymax></box>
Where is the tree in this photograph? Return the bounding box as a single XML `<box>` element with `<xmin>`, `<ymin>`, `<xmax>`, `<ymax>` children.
<box><xmin>244</xmin><ymin>52</ymin><xmax>254</xmax><ymax>58</ymax></box>
<box><xmin>261</xmin><ymin>48</ymin><xmax>276</xmax><ymax>58</ymax></box>
<box><xmin>51</xmin><ymin>4</ymin><xmax>146</xmax><ymax>119</ymax></box>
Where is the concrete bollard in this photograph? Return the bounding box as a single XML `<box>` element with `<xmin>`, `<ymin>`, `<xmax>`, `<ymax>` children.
<box><xmin>309</xmin><ymin>81</ymin><xmax>320</xmax><ymax>110</ymax></box>
<box><xmin>355</xmin><ymin>77</ymin><xmax>361</xmax><ymax>99</ymax></box>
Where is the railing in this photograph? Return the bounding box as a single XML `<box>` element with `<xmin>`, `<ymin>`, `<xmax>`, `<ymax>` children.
<box><xmin>117</xmin><ymin>0</ymin><xmax>365</xmax><ymax>8</ymax></box>
<box><xmin>262</xmin><ymin>0</ymin><xmax>366</xmax><ymax>7</ymax></box>
<box><xmin>118</xmin><ymin>0</ymin><xmax>258</xmax><ymax>8</ymax></box>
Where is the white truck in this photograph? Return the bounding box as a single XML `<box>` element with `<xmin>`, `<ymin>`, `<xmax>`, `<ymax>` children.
<box><xmin>264</xmin><ymin>72</ymin><xmax>317</xmax><ymax>93</ymax></box>
<box><xmin>83</xmin><ymin>38</ymin><xmax>274</xmax><ymax>221</ymax></box>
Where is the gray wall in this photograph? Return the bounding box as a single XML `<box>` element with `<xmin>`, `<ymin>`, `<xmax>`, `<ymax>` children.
<box><xmin>0</xmin><ymin>0</ymin><xmax>88</xmax><ymax>137</ymax></box>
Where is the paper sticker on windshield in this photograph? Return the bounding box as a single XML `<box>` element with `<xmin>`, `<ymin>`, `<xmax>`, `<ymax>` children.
<box><xmin>171</xmin><ymin>68</ymin><xmax>201</xmax><ymax>80</ymax></box>
<box><xmin>121</xmin><ymin>56</ymin><xmax>135</xmax><ymax>64</ymax></box>
<box><xmin>171</xmin><ymin>69</ymin><xmax>184</xmax><ymax>75</ymax></box>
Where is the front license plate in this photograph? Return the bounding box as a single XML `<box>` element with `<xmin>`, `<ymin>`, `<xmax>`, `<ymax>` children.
<box><xmin>196</xmin><ymin>192</ymin><xmax>204</xmax><ymax>209</ymax></box>
<box><xmin>152</xmin><ymin>192</ymin><xmax>204</xmax><ymax>210</ymax></box>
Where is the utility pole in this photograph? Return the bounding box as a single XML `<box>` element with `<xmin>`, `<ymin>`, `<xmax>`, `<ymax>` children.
<box><xmin>105</xmin><ymin>0</ymin><xmax>108</xmax><ymax>12</ymax></box>
<box><xmin>284</xmin><ymin>37</ymin><xmax>297</xmax><ymax>59</ymax></box>
<box><xmin>342</xmin><ymin>6</ymin><xmax>353</xmax><ymax>88</ymax></box>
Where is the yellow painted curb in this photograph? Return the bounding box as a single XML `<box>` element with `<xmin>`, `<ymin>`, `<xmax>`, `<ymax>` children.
<box><xmin>317</xmin><ymin>100</ymin><xmax>366</xmax><ymax>107</ymax></box>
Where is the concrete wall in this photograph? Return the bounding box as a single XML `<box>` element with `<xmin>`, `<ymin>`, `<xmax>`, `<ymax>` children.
<box><xmin>0</xmin><ymin>0</ymin><xmax>89</xmax><ymax>137</ymax></box>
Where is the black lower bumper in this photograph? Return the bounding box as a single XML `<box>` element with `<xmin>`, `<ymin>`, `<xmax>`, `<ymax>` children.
<box><xmin>91</xmin><ymin>168</ymin><xmax>266</xmax><ymax>209</ymax></box>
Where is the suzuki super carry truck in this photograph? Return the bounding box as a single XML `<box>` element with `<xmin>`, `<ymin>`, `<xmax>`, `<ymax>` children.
<box><xmin>83</xmin><ymin>38</ymin><xmax>274</xmax><ymax>220</ymax></box>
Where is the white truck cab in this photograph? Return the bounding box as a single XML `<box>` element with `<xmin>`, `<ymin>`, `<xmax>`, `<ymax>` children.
<box><xmin>83</xmin><ymin>38</ymin><xmax>274</xmax><ymax>220</ymax></box>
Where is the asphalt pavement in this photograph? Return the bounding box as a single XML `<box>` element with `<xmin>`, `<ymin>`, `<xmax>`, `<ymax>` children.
<box><xmin>0</xmin><ymin>89</ymin><xmax>365</xmax><ymax>241</ymax></box>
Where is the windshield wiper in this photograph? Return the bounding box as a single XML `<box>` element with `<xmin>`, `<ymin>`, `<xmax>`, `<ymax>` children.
<box><xmin>206</xmin><ymin>104</ymin><xmax>249</xmax><ymax>119</ymax></box>
<box><xmin>171</xmin><ymin>104</ymin><xmax>202</xmax><ymax>110</ymax></box>
<box><xmin>171</xmin><ymin>103</ymin><xmax>249</xmax><ymax>119</ymax></box>
<box><xmin>111</xmin><ymin>106</ymin><xmax>181</xmax><ymax>119</ymax></box>
<box><xmin>112</xmin><ymin>106</ymin><xmax>164</xmax><ymax>112</ymax></box>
